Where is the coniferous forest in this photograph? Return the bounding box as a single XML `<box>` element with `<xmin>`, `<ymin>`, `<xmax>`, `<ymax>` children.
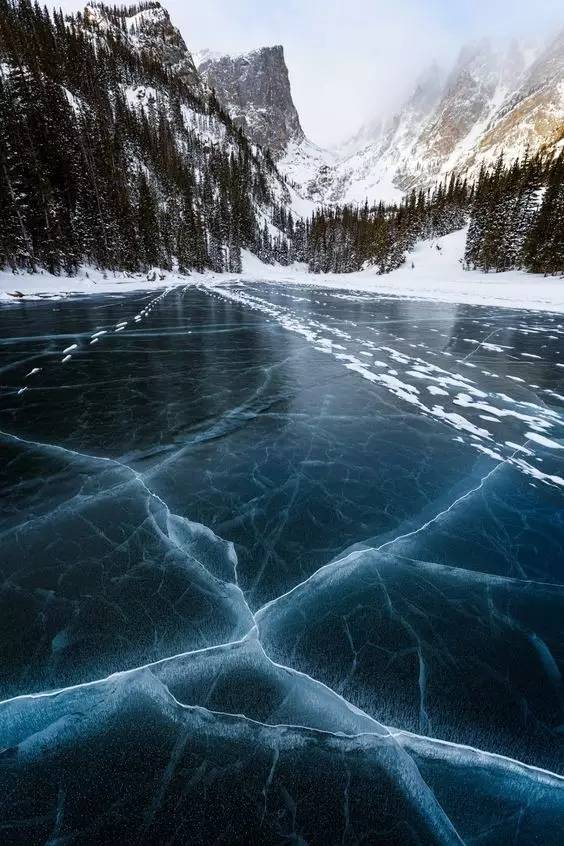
<box><xmin>0</xmin><ymin>0</ymin><xmax>563</xmax><ymax>278</ymax></box>
<box><xmin>465</xmin><ymin>151</ymin><xmax>564</xmax><ymax>276</ymax></box>
<box><xmin>305</xmin><ymin>152</ymin><xmax>564</xmax><ymax>276</ymax></box>
<box><xmin>0</xmin><ymin>0</ymin><xmax>290</xmax><ymax>275</ymax></box>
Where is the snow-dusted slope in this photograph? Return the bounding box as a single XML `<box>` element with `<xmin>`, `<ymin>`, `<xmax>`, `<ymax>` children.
<box><xmin>302</xmin><ymin>63</ymin><xmax>446</xmax><ymax>205</ymax></box>
<box><xmin>278</xmin><ymin>139</ymin><xmax>339</xmax><ymax>200</ymax></box>
<box><xmin>318</xmin><ymin>32</ymin><xmax>562</xmax><ymax>204</ymax></box>
<box><xmin>84</xmin><ymin>1</ymin><xmax>203</xmax><ymax>93</ymax></box>
<box><xmin>467</xmin><ymin>29</ymin><xmax>564</xmax><ymax>172</ymax></box>
<box><xmin>396</xmin><ymin>41</ymin><xmax>514</xmax><ymax>190</ymax></box>
<box><xmin>258</xmin><ymin>30</ymin><xmax>563</xmax><ymax>207</ymax></box>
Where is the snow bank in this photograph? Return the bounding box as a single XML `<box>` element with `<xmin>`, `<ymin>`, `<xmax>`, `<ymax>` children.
<box><xmin>2</xmin><ymin>229</ymin><xmax>563</xmax><ymax>313</ymax></box>
<box><xmin>0</xmin><ymin>266</ymin><xmax>175</xmax><ymax>301</ymax></box>
<box><xmin>242</xmin><ymin>229</ymin><xmax>564</xmax><ymax>314</ymax></box>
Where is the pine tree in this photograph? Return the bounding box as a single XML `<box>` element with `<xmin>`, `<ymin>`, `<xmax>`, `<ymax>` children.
<box><xmin>524</xmin><ymin>152</ymin><xmax>564</xmax><ymax>275</ymax></box>
<box><xmin>137</xmin><ymin>172</ymin><xmax>160</xmax><ymax>269</ymax></box>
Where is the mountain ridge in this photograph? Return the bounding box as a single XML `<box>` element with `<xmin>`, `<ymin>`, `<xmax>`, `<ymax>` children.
<box><xmin>196</xmin><ymin>29</ymin><xmax>564</xmax><ymax>206</ymax></box>
<box><xmin>197</xmin><ymin>44</ymin><xmax>305</xmax><ymax>156</ymax></box>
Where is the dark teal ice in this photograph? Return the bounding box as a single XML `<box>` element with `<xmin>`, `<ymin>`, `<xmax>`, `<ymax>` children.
<box><xmin>1</xmin><ymin>282</ymin><xmax>563</xmax><ymax>844</ymax></box>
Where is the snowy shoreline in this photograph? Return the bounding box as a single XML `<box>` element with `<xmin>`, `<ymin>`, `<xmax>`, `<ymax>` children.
<box><xmin>2</xmin><ymin>230</ymin><xmax>563</xmax><ymax>314</ymax></box>
<box><xmin>243</xmin><ymin>230</ymin><xmax>564</xmax><ymax>314</ymax></box>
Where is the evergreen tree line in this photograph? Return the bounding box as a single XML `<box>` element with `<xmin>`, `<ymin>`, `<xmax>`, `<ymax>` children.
<box><xmin>302</xmin><ymin>152</ymin><xmax>563</xmax><ymax>277</ymax></box>
<box><xmin>0</xmin><ymin>0</ymin><xmax>286</xmax><ymax>275</ymax></box>
<box><xmin>303</xmin><ymin>175</ymin><xmax>469</xmax><ymax>274</ymax></box>
<box><xmin>465</xmin><ymin>151</ymin><xmax>564</xmax><ymax>275</ymax></box>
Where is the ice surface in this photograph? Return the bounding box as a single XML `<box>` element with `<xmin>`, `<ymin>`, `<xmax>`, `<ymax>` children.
<box><xmin>1</xmin><ymin>633</ymin><xmax>562</xmax><ymax>844</ymax></box>
<box><xmin>258</xmin><ymin>551</ymin><xmax>564</xmax><ymax>772</ymax></box>
<box><xmin>0</xmin><ymin>431</ymin><xmax>253</xmax><ymax>698</ymax></box>
<box><xmin>1</xmin><ymin>283</ymin><xmax>563</xmax><ymax>840</ymax></box>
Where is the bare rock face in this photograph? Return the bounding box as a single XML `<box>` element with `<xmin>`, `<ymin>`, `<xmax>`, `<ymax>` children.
<box><xmin>420</xmin><ymin>42</ymin><xmax>500</xmax><ymax>160</ymax></box>
<box><xmin>128</xmin><ymin>4</ymin><xmax>202</xmax><ymax>91</ymax></box>
<box><xmin>197</xmin><ymin>46</ymin><xmax>304</xmax><ymax>156</ymax></box>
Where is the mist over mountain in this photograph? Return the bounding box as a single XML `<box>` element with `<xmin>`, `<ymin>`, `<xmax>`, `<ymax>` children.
<box><xmin>1</xmin><ymin>0</ymin><xmax>563</xmax><ymax>280</ymax></box>
<box><xmin>195</xmin><ymin>29</ymin><xmax>563</xmax><ymax>207</ymax></box>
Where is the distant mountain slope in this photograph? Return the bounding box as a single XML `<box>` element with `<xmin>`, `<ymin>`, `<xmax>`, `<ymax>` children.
<box><xmin>328</xmin><ymin>33</ymin><xmax>563</xmax><ymax>204</ymax></box>
<box><xmin>470</xmin><ymin>30</ymin><xmax>564</xmax><ymax>171</ymax></box>
<box><xmin>305</xmin><ymin>35</ymin><xmax>562</xmax><ymax>205</ymax></box>
<box><xmin>202</xmin><ymin>31</ymin><xmax>563</xmax><ymax>207</ymax></box>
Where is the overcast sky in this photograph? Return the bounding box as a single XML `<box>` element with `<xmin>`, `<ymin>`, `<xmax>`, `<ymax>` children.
<box><xmin>49</xmin><ymin>0</ymin><xmax>563</xmax><ymax>147</ymax></box>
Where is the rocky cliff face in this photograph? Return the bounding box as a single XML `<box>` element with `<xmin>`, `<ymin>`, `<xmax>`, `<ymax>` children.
<box><xmin>471</xmin><ymin>30</ymin><xmax>564</xmax><ymax>170</ymax></box>
<box><xmin>420</xmin><ymin>44</ymin><xmax>501</xmax><ymax>157</ymax></box>
<box><xmin>196</xmin><ymin>46</ymin><xmax>304</xmax><ymax>156</ymax></box>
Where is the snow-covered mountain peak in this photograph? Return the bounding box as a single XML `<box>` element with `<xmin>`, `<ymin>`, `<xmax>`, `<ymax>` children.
<box><xmin>470</xmin><ymin>27</ymin><xmax>564</xmax><ymax>172</ymax></box>
<box><xmin>84</xmin><ymin>2</ymin><xmax>203</xmax><ymax>93</ymax></box>
<box><xmin>276</xmin><ymin>27</ymin><xmax>563</xmax><ymax>206</ymax></box>
<box><xmin>196</xmin><ymin>45</ymin><xmax>304</xmax><ymax>156</ymax></box>
<box><xmin>193</xmin><ymin>48</ymin><xmax>223</xmax><ymax>67</ymax></box>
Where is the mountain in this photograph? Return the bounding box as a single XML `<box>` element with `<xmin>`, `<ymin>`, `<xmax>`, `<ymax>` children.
<box><xmin>220</xmin><ymin>31</ymin><xmax>561</xmax><ymax>207</ymax></box>
<box><xmin>382</xmin><ymin>38</ymin><xmax>541</xmax><ymax>191</ymax></box>
<box><xmin>196</xmin><ymin>46</ymin><xmax>304</xmax><ymax>156</ymax></box>
<box><xmin>328</xmin><ymin>33</ymin><xmax>563</xmax><ymax>202</ymax></box>
<box><xmin>0</xmin><ymin>0</ymin><xmax>296</xmax><ymax>275</ymax></box>
<box><xmin>467</xmin><ymin>30</ymin><xmax>564</xmax><ymax>172</ymax></box>
<box><xmin>85</xmin><ymin>1</ymin><xmax>203</xmax><ymax>92</ymax></box>
<box><xmin>300</xmin><ymin>62</ymin><xmax>447</xmax><ymax>205</ymax></box>
<box><xmin>195</xmin><ymin>45</ymin><xmax>330</xmax><ymax>215</ymax></box>
<box><xmin>1</xmin><ymin>0</ymin><xmax>562</xmax><ymax>280</ymax></box>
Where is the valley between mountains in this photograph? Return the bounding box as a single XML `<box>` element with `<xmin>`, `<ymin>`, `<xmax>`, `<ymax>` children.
<box><xmin>1</xmin><ymin>2</ymin><xmax>564</xmax><ymax>844</ymax></box>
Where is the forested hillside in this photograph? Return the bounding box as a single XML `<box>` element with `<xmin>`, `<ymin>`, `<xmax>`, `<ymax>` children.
<box><xmin>304</xmin><ymin>152</ymin><xmax>564</xmax><ymax>276</ymax></box>
<box><xmin>466</xmin><ymin>151</ymin><xmax>564</xmax><ymax>276</ymax></box>
<box><xmin>0</xmin><ymin>0</ymin><xmax>292</xmax><ymax>275</ymax></box>
<box><xmin>304</xmin><ymin>175</ymin><xmax>468</xmax><ymax>274</ymax></box>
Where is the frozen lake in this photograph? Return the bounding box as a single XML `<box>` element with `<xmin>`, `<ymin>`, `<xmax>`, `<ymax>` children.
<box><xmin>1</xmin><ymin>281</ymin><xmax>563</xmax><ymax>842</ymax></box>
